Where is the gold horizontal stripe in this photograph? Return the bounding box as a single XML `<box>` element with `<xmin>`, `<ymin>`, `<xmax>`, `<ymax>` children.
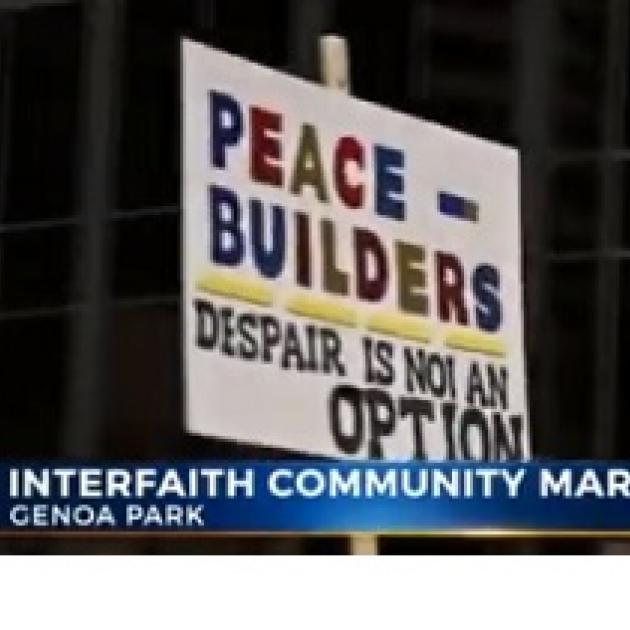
<box><xmin>195</xmin><ymin>271</ymin><xmax>274</xmax><ymax>306</ymax></box>
<box><xmin>444</xmin><ymin>327</ymin><xmax>506</xmax><ymax>357</ymax></box>
<box><xmin>286</xmin><ymin>294</ymin><xmax>357</xmax><ymax>328</ymax></box>
<box><xmin>366</xmin><ymin>311</ymin><xmax>432</xmax><ymax>343</ymax></box>
<box><xmin>2</xmin><ymin>530</ymin><xmax>629</xmax><ymax>539</ymax></box>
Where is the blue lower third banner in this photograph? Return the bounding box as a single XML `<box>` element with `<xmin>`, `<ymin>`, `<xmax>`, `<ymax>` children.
<box><xmin>3</xmin><ymin>461</ymin><xmax>630</xmax><ymax>533</ymax></box>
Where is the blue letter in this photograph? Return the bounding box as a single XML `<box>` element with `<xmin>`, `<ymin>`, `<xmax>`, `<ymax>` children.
<box><xmin>250</xmin><ymin>199</ymin><xmax>286</xmax><ymax>279</ymax></box>
<box><xmin>375</xmin><ymin>144</ymin><xmax>405</xmax><ymax>221</ymax></box>
<box><xmin>210</xmin><ymin>90</ymin><xmax>243</xmax><ymax>169</ymax></box>
<box><xmin>210</xmin><ymin>185</ymin><xmax>244</xmax><ymax>266</ymax></box>
<box><xmin>473</xmin><ymin>264</ymin><xmax>502</xmax><ymax>332</ymax></box>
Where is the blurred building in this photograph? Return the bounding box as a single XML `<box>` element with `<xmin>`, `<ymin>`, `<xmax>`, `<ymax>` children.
<box><xmin>0</xmin><ymin>0</ymin><xmax>626</xmax><ymax>552</ymax></box>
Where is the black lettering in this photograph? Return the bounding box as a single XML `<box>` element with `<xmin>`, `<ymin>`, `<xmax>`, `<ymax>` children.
<box><xmin>362</xmin><ymin>336</ymin><xmax>376</xmax><ymax>384</ymax></box>
<box><xmin>365</xmin><ymin>389</ymin><xmax>395</xmax><ymax>459</ymax></box>
<box><xmin>194</xmin><ymin>299</ymin><xmax>218</xmax><ymax>350</ymax></box>
<box><xmin>237</xmin><ymin>313</ymin><xmax>258</xmax><ymax>360</ymax></box>
<box><xmin>375</xmin><ymin>341</ymin><xmax>394</xmax><ymax>386</ymax></box>
<box><xmin>329</xmin><ymin>385</ymin><xmax>363</xmax><ymax>455</ymax></box>
<box><xmin>399</xmin><ymin>397</ymin><xmax>434</xmax><ymax>459</ymax></box>
<box><xmin>493</xmin><ymin>413</ymin><xmax>524</xmax><ymax>460</ymax></box>
<box><xmin>460</xmin><ymin>408</ymin><xmax>490</xmax><ymax>461</ymax></box>
<box><xmin>320</xmin><ymin>328</ymin><xmax>345</xmax><ymax>376</ymax></box>
<box><xmin>441</xmin><ymin>402</ymin><xmax>458</xmax><ymax>458</ymax></box>
<box><xmin>488</xmin><ymin>365</ymin><xmax>508</xmax><ymax>410</ymax></box>
<box><xmin>304</xmin><ymin>325</ymin><xmax>318</xmax><ymax>371</ymax></box>
<box><xmin>220</xmin><ymin>307</ymin><xmax>235</xmax><ymax>356</ymax></box>
<box><xmin>466</xmin><ymin>361</ymin><xmax>488</xmax><ymax>407</ymax></box>
<box><xmin>427</xmin><ymin>354</ymin><xmax>446</xmax><ymax>397</ymax></box>
<box><xmin>446</xmin><ymin>356</ymin><xmax>457</xmax><ymax>399</ymax></box>
<box><xmin>281</xmin><ymin>322</ymin><xmax>305</xmax><ymax>370</ymax></box>
<box><xmin>260</xmin><ymin>315</ymin><xmax>281</xmax><ymax>363</ymax></box>
<box><xmin>404</xmin><ymin>347</ymin><xmax>427</xmax><ymax>394</ymax></box>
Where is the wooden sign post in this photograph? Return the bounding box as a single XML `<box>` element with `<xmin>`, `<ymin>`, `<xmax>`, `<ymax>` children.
<box><xmin>319</xmin><ymin>34</ymin><xmax>378</xmax><ymax>556</ymax></box>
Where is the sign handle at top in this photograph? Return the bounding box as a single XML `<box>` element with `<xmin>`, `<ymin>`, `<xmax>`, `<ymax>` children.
<box><xmin>319</xmin><ymin>35</ymin><xmax>351</xmax><ymax>93</ymax></box>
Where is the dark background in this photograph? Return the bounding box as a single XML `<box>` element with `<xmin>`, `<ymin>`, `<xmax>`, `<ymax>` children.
<box><xmin>0</xmin><ymin>0</ymin><xmax>626</xmax><ymax>553</ymax></box>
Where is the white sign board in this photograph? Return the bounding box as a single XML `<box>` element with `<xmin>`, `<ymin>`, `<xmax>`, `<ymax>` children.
<box><xmin>182</xmin><ymin>39</ymin><xmax>529</xmax><ymax>460</ymax></box>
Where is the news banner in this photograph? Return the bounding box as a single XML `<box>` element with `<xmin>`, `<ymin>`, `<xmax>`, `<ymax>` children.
<box><xmin>2</xmin><ymin>462</ymin><xmax>630</xmax><ymax>533</ymax></box>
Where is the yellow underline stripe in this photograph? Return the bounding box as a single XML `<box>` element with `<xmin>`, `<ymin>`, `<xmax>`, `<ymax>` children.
<box><xmin>285</xmin><ymin>294</ymin><xmax>357</xmax><ymax>328</ymax></box>
<box><xmin>195</xmin><ymin>275</ymin><xmax>507</xmax><ymax>354</ymax></box>
<box><xmin>444</xmin><ymin>327</ymin><xmax>506</xmax><ymax>357</ymax></box>
<box><xmin>195</xmin><ymin>271</ymin><xmax>274</xmax><ymax>306</ymax></box>
<box><xmin>366</xmin><ymin>311</ymin><xmax>432</xmax><ymax>343</ymax></box>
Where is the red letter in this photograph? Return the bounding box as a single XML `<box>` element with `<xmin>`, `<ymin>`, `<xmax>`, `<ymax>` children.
<box><xmin>436</xmin><ymin>252</ymin><xmax>468</xmax><ymax>325</ymax></box>
<box><xmin>250</xmin><ymin>106</ymin><xmax>282</xmax><ymax>187</ymax></box>
<box><xmin>354</xmin><ymin>228</ymin><xmax>388</xmax><ymax>301</ymax></box>
<box><xmin>334</xmin><ymin>136</ymin><xmax>364</xmax><ymax>208</ymax></box>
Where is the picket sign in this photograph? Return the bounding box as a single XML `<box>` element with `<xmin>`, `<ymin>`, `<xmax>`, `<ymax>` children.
<box><xmin>183</xmin><ymin>33</ymin><xmax>527</xmax><ymax>549</ymax></box>
<box><xmin>318</xmin><ymin>34</ymin><xmax>378</xmax><ymax>556</ymax></box>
